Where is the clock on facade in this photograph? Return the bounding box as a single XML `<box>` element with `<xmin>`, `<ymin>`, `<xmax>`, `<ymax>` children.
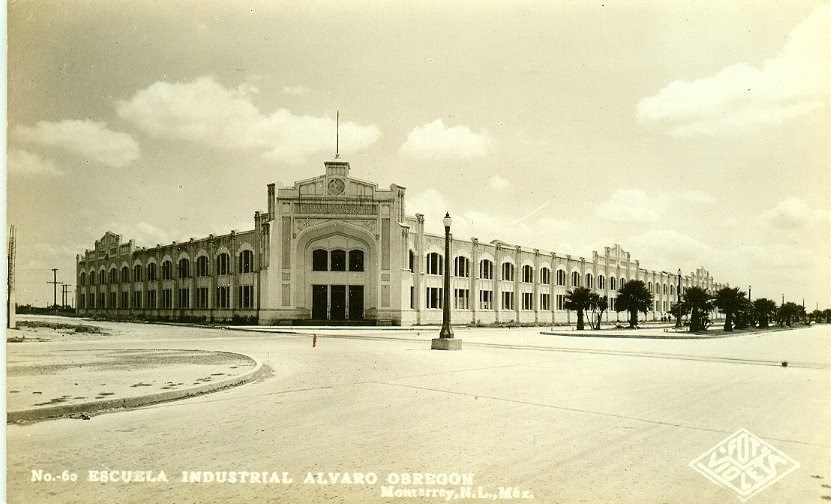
<box><xmin>327</xmin><ymin>178</ymin><xmax>345</xmax><ymax>195</ymax></box>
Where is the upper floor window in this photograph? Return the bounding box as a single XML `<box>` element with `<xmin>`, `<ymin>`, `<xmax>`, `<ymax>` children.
<box><xmin>479</xmin><ymin>259</ymin><xmax>494</xmax><ymax>280</ymax></box>
<box><xmin>216</xmin><ymin>253</ymin><xmax>230</xmax><ymax>275</ymax></box>
<box><xmin>620</xmin><ymin>277</ymin><xmax>626</xmax><ymax>288</ymax></box>
<box><xmin>121</xmin><ymin>266</ymin><xmax>129</xmax><ymax>283</ymax></box>
<box><xmin>571</xmin><ymin>271</ymin><xmax>580</xmax><ymax>287</ymax></box>
<box><xmin>99</xmin><ymin>269</ymin><xmax>106</xmax><ymax>285</ymax></box>
<box><xmin>426</xmin><ymin>252</ymin><xmax>443</xmax><ymax>275</ymax></box>
<box><xmin>196</xmin><ymin>256</ymin><xmax>209</xmax><ymax>277</ymax></box>
<box><xmin>79</xmin><ymin>272</ymin><xmax>86</xmax><ymax>286</ymax></box>
<box><xmin>109</xmin><ymin>267</ymin><xmax>118</xmax><ymax>284</ymax></box>
<box><xmin>556</xmin><ymin>269</ymin><xmax>566</xmax><ymax>286</ymax></box>
<box><xmin>312</xmin><ymin>249</ymin><xmax>328</xmax><ymax>271</ymax></box>
<box><xmin>239</xmin><ymin>250</ymin><xmax>254</xmax><ymax>273</ymax></box>
<box><xmin>663</xmin><ymin>284</ymin><xmax>668</xmax><ymax>295</ymax></box>
<box><xmin>648</xmin><ymin>281</ymin><xmax>653</xmax><ymax>293</ymax></box>
<box><xmin>178</xmin><ymin>258</ymin><xmax>190</xmax><ymax>278</ymax></box>
<box><xmin>454</xmin><ymin>257</ymin><xmax>470</xmax><ymax>278</ymax></box>
<box><xmin>598</xmin><ymin>275</ymin><xmax>605</xmax><ymax>290</ymax></box>
<box><xmin>330</xmin><ymin>249</ymin><xmax>346</xmax><ymax>271</ymax></box>
<box><xmin>586</xmin><ymin>273</ymin><xmax>593</xmax><ymax>289</ymax></box>
<box><xmin>610</xmin><ymin>276</ymin><xmax>617</xmax><ymax>291</ymax></box>
<box><xmin>522</xmin><ymin>265</ymin><xmax>533</xmax><ymax>283</ymax></box>
<box><xmin>133</xmin><ymin>264</ymin><xmax>142</xmax><ymax>282</ymax></box>
<box><xmin>501</xmin><ymin>262</ymin><xmax>514</xmax><ymax>282</ymax></box>
<box><xmin>540</xmin><ymin>267</ymin><xmax>551</xmax><ymax>285</ymax></box>
<box><xmin>161</xmin><ymin>260</ymin><xmax>173</xmax><ymax>280</ymax></box>
<box><xmin>147</xmin><ymin>263</ymin><xmax>157</xmax><ymax>281</ymax></box>
<box><xmin>349</xmin><ymin>250</ymin><xmax>364</xmax><ymax>272</ymax></box>
<box><xmin>408</xmin><ymin>250</ymin><xmax>415</xmax><ymax>271</ymax></box>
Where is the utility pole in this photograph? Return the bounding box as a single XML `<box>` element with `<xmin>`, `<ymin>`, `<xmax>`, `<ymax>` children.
<box><xmin>47</xmin><ymin>268</ymin><xmax>59</xmax><ymax>308</ymax></box>
<box><xmin>61</xmin><ymin>284</ymin><xmax>71</xmax><ymax>308</ymax></box>
<box><xmin>7</xmin><ymin>225</ymin><xmax>16</xmax><ymax>328</ymax></box>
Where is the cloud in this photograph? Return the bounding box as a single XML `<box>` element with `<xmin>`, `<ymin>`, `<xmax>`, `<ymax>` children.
<box><xmin>596</xmin><ymin>189</ymin><xmax>661</xmax><ymax>222</ymax></box>
<box><xmin>760</xmin><ymin>197</ymin><xmax>831</xmax><ymax>229</ymax></box>
<box><xmin>636</xmin><ymin>3</ymin><xmax>831</xmax><ymax>135</ymax></box>
<box><xmin>281</xmin><ymin>85</ymin><xmax>311</xmax><ymax>96</ymax></box>
<box><xmin>681</xmin><ymin>190</ymin><xmax>715</xmax><ymax>205</ymax></box>
<box><xmin>116</xmin><ymin>75</ymin><xmax>379</xmax><ymax>163</ymax></box>
<box><xmin>7</xmin><ymin>149</ymin><xmax>63</xmax><ymax>176</ymax></box>
<box><xmin>400</xmin><ymin>119</ymin><xmax>490</xmax><ymax>159</ymax></box>
<box><xmin>489</xmin><ymin>175</ymin><xmax>511</xmax><ymax>190</ymax></box>
<box><xmin>14</xmin><ymin>120</ymin><xmax>139</xmax><ymax>168</ymax></box>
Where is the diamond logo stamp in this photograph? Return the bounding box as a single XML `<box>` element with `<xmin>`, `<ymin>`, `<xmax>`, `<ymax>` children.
<box><xmin>690</xmin><ymin>428</ymin><xmax>799</xmax><ymax>501</ymax></box>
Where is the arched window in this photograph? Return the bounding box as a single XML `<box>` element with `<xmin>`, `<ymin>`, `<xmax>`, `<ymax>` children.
<box><xmin>178</xmin><ymin>258</ymin><xmax>190</xmax><ymax>278</ymax></box>
<box><xmin>133</xmin><ymin>264</ymin><xmax>142</xmax><ymax>282</ymax></box>
<box><xmin>312</xmin><ymin>249</ymin><xmax>328</xmax><ymax>271</ymax></box>
<box><xmin>147</xmin><ymin>263</ymin><xmax>157</xmax><ymax>281</ymax></box>
<box><xmin>540</xmin><ymin>267</ymin><xmax>551</xmax><ymax>285</ymax></box>
<box><xmin>426</xmin><ymin>252</ymin><xmax>443</xmax><ymax>275</ymax></box>
<box><xmin>330</xmin><ymin>249</ymin><xmax>346</xmax><ymax>271</ymax></box>
<box><xmin>239</xmin><ymin>250</ymin><xmax>254</xmax><ymax>273</ymax></box>
<box><xmin>502</xmin><ymin>262</ymin><xmax>514</xmax><ymax>281</ymax></box>
<box><xmin>349</xmin><ymin>250</ymin><xmax>364</xmax><ymax>271</ymax></box>
<box><xmin>196</xmin><ymin>256</ymin><xmax>209</xmax><ymax>277</ymax></box>
<box><xmin>610</xmin><ymin>276</ymin><xmax>617</xmax><ymax>291</ymax></box>
<box><xmin>216</xmin><ymin>253</ymin><xmax>230</xmax><ymax>275</ymax></box>
<box><xmin>598</xmin><ymin>275</ymin><xmax>605</xmax><ymax>289</ymax></box>
<box><xmin>648</xmin><ymin>281</ymin><xmax>653</xmax><ymax>293</ymax></box>
<box><xmin>408</xmin><ymin>250</ymin><xmax>415</xmax><ymax>271</ymax></box>
<box><xmin>663</xmin><ymin>284</ymin><xmax>667</xmax><ymax>295</ymax></box>
<box><xmin>161</xmin><ymin>260</ymin><xmax>172</xmax><ymax>280</ymax></box>
<box><xmin>670</xmin><ymin>284</ymin><xmax>675</xmax><ymax>295</ymax></box>
<box><xmin>99</xmin><ymin>269</ymin><xmax>106</xmax><ymax>285</ymax></box>
<box><xmin>556</xmin><ymin>269</ymin><xmax>566</xmax><ymax>286</ymax></box>
<box><xmin>121</xmin><ymin>266</ymin><xmax>129</xmax><ymax>283</ymax></box>
<box><xmin>522</xmin><ymin>265</ymin><xmax>533</xmax><ymax>283</ymax></box>
<box><xmin>79</xmin><ymin>271</ymin><xmax>86</xmax><ymax>286</ymax></box>
<box><xmin>586</xmin><ymin>273</ymin><xmax>593</xmax><ymax>288</ymax></box>
<box><xmin>109</xmin><ymin>267</ymin><xmax>118</xmax><ymax>284</ymax></box>
<box><xmin>454</xmin><ymin>257</ymin><xmax>470</xmax><ymax>277</ymax></box>
<box><xmin>479</xmin><ymin>259</ymin><xmax>493</xmax><ymax>279</ymax></box>
<box><xmin>571</xmin><ymin>271</ymin><xmax>580</xmax><ymax>287</ymax></box>
<box><xmin>620</xmin><ymin>277</ymin><xmax>626</xmax><ymax>288</ymax></box>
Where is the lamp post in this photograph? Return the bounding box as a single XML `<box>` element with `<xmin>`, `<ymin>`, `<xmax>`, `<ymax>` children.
<box><xmin>432</xmin><ymin>212</ymin><xmax>462</xmax><ymax>350</ymax></box>
<box><xmin>675</xmin><ymin>268</ymin><xmax>682</xmax><ymax>328</ymax></box>
<box><xmin>748</xmin><ymin>285</ymin><xmax>751</xmax><ymax>302</ymax></box>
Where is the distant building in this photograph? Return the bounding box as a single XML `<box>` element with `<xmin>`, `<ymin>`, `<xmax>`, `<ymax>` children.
<box><xmin>76</xmin><ymin>159</ymin><xmax>724</xmax><ymax>325</ymax></box>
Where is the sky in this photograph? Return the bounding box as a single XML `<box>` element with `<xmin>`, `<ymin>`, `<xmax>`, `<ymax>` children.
<box><xmin>5</xmin><ymin>0</ymin><xmax>830</xmax><ymax>309</ymax></box>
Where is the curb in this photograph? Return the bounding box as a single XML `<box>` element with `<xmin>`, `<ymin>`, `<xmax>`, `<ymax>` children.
<box><xmin>7</xmin><ymin>354</ymin><xmax>265</xmax><ymax>423</ymax></box>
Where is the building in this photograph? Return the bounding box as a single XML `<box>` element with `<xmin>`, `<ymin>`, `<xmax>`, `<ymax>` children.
<box><xmin>75</xmin><ymin>158</ymin><xmax>725</xmax><ymax>325</ymax></box>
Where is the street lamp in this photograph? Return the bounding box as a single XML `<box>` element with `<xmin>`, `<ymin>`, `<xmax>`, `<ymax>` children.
<box><xmin>675</xmin><ymin>268</ymin><xmax>682</xmax><ymax>328</ymax></box>
<box><xmin>432</xmin><ymin>212</ymin><xmax>462</xmax><ymax>350</ymax></box>
<box><xmin>748</xmin><ymin>285</ymin><xmax>751</xmax><ymax>302</ymax></box>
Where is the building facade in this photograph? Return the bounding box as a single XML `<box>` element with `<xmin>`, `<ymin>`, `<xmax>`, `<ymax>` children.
<box><xmin>76</xmin><ymin>159</ymin><xmax>725</xmax><ymax>325</ymax></box>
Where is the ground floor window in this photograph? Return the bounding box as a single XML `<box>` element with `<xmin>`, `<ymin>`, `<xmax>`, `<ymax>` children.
<box><xmin>239</xmin><ymin>285</ymin><xmax>254</xmax><ymax>309</ymax></box>
<box><xmin>147</xmin><ymin>290</ymin><xmax>157</xmax><ymax>309</ymax></box>
<box><xmin>454</xmin><ymin>289</ymin><xmax>470</xmax><ymax>310</ymax></box>
<box><xmin>540</xmin><ymin>293</ymin><xmax>550</xmax><ymax>311</ymax></box>
<box><xmin>98</xmin><ymin>293</ymin><xmax>105</xmax><ymax>308</ymax></box>
<box><xmin>178</xmin><ymin>288</ymin><xmax>190</xmax><ymax>309</ymax></box>
<box><xmin>502</xmin><ymin>291</ymin><xmax>514</xmax><ymax>310</ymax></box>
<box><xmin>426</xmin><ymin>287</ymin><xmax>443</xmax><ymax>309</ymax></box>
<box><xmin>216</xmin><ymin>286</ymin><xmax>230</xmax><ymax>309</ymax></box>
<box><xmin>109</xmin><ymin>292</ymin><xmax>117</xmax><ymax>309</ymax></box>
<box><xmin>479</xmin><ymin>290</ymin><xmax>493</xmax><ymax>310</ymax></box>
<box><xmin>409</xmin><ymin>286</ymin><xmax>414</xmax><ymax>309</ymax></box>
<box><xmin>609</xmin><ymin>297</ymin><xmax>616</xmax><ymax>311</ymax></box>
<box><xmin>131</xmin><ymin>291</ymin><xmax>142</xmax><ymax>309</ymax></box>
<box><xmin>196</xmin><ymin>287</ymin><xmax>209</xmax><ymax>309</ymax></box>
<box><xmin>556</xmin><ymin>294</ymin><xmax>564</xmax><ymax>310</ymax></box>
<box><xmin>120</xmin><ymin>292</ymin><xmax>128</xmax><ymax>309</ymax></box>
<box><xmin>522</xmin><ymin>292</ymin><xmax>533</xmax><ymax>310</ymax></box>
<box><xmin>79</xmin><ymin>293</ymin><xmax>85</xmax><ymax>309</ymax></box>
<box><xmin>162</xmin><ymin>289</ymin><xmax>173</xmax><ymax>309</ymax></box>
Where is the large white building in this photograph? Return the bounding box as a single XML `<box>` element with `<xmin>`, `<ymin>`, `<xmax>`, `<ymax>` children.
<box><xmin>76</xmin><ymin>158</ymin><xmax>724</xmax><ymax>325</ymax></box>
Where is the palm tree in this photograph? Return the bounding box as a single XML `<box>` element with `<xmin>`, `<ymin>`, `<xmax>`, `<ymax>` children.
<box><xmin>564</xmin><ymin>287</ymin><xmax>592</xmax><ymax>330</ymax></box>
<box><xmin>713</xmin><ymin>287</ymin><xmax>747</xmax><ymax>332</ymax></box>
<box><xmin>753</xmin><ymin>298</ymin><xmax>777</xmax><ymax>328</ymax></box>
<box><xmin>615</xmin><ymin>280</ymin><xmax>653</xmax><ymax>328</ymax></box>
<box><xmin>587</xmin><ymin>293</ymin><xmax>608</xmax><ymax>330</ymax></box>
<box><xmin>823</xmin><ymin>308</ymin><xmax>831</xmax><ymax>324</ymax></box>
<box><xmin>679</xmin><ymin>286</ymin><xmax>713</xmax><ymax>332</ymax></box>
<box><xmin>733</xmin><ymin>297</ymin><xmax>756</xmax><ymax>329</ymax></box>
<box><xmin>777</xmin><ymin>302</ymin><xmax>802</xmax><ymax>327</ymax></box>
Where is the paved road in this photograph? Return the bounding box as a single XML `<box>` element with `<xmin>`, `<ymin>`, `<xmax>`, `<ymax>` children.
<box><xmin>7</xmin><ymin>318</ymin><xmax>831</xmax><ymax>503</ymax></box>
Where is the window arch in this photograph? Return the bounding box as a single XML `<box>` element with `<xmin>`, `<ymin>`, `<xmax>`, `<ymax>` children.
<box><xmin>454</xmin><ymin>256</ymin><xmax>470</xmax><ymax>277</ymax></box>
<box><xmin>312</xmin><ymin>249</ymin><xmax>328</xmax><ymax>271</ymax></box>
<box><xmin>133</xmin><ymin>264</ymin><xmax>143</xmax><ymax>282</ymax></box>
<box><xmin>479</xmin><ymin>259</ymin><xmax>493</xmax><ymax>279</ymax></box>
<box><xmin>121</xmin><ymin>266</ymin><xmax>130</xmax><ymax>283</ymax></box>
<box><xmin>239</xmin><ymin>250</ymin><xmax>254</xmax><ymax>273</ymax></box>
<box><xmin>522</xmin><ymin>265</ymin><xmax>533</xmax><ymax>283</ymax></box>
<box><xmin>426</xmin><ymin>252</ymin><xmax>443</xmax><ymax>275</ymax></box>
<box><xmin>586</xmin><ymin>273</ymin><xmax>593</xmax><ymax>289</ymax></box>
<box><xmin>501</xmin><ymin>262</ymin><xmax>514</xmax><ymax>281</ymax></box>
<box><xmin>648</xmin><ymin>281</ymin><xmax>653</xmax><ymax>293</ymax></box>
<box><xmin>610</xmin><ymin>276</ymin><xmax>617</xmax><ymax>291</ymax></box>
<box><xmin>147</xmin><ymin>262</ymin><xmax>157</xmax><ymax>281</ymax></box>
<box><xmin>571</xmin><ymin>271</ymin><xmax>580</xmax><ymax>287</ymax></box>
<box><xmin>79</xmin><ymin>271</ymin><xmax>86</xmax><ymax>286</ymax></box>
<box><xmin>663</xmin><ymin>283</ymin><xmax>667</xmax><ymax>295</ymax></box>
<box><xmin>178</xmin><ymin>258</ymin><xmax>190</xmax><ymax>278</ymax></box>
<box><xmin>109</xmin><ymin>267</ymin><xmax>118</xmax><ymax>284</ymax></box>
<box><xmin>670</xmin><ymin>284</ymin><xmax>675</xmax><ymax>295</ymax></box>
<box><xmin>620</xmin><ymin>277</ymin><xmax>626</xmax><ymax>288</ymax></box>
<box><xmin>598</xmin><ymin>274</ymin><xmax>605</xmax><ymax>290</ymax></box>
<box><xmin>349</xmin><ymin>250</ymin><xmax>364</xmax><ymax>271</ymax></box>
<box><xmin>540</xmin><ymin>267</ymin><xmax>551</xmax><ymax>285</ymax></box>
<box><xmin>161</xmin><ymin>260</ymin><xmax>172</xmax><ymax>280</ymax></box>
<box><xmin>330</xmin><ymin>249</ymin><xmax>346</xmax><ymax>271</ymax></box>
<box><xmin>216</xmin><ymin>253</ymin><xmax>230</xmax><ymax>275</ymax></box>
<box><xmin>556</xmin><ymin>269</ymin><xmax>566</xmax><ymax>286</ymax></box>
<box><xmin>196</xmin><ymin>256</ymin><xmax>209</xmax><ymax>277</ymax></box>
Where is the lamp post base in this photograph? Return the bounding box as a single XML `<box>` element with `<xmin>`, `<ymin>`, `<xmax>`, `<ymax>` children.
<box><xmin>431</xmin><ymin>338</ymin><xmax>462</xmax><ymax>351</ymax></box>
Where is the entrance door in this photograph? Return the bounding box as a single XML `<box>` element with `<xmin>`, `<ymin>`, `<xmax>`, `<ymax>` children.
<box><xmin>312</xmin><ymin>285</ymin><xmax>328</xmax><ymax>320</ymax></box>
<box><xmin>348</xmin><ymin>285</ymin><xmax>364</xmax><ymax>321</ymax></box>
<box><xmin>330</xmin><ymin>285</ymin><xmax>346</xmax><ymax>320</ymax></box>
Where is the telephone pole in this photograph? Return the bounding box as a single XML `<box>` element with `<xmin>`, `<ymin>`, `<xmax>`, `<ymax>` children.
<box><xmin>61</xmin><ymin>284</ymin><xmax>71</xmax><ymax>308</ymax></box>
<box><xmin>7</xmin><ymin>225</ymin><xmax>16</xmax><ymax>328</ymax></box>
<box><xmin>47</xmin><ymin>268</ymin><xmax>59</xmax><ymax>308</ymax></box>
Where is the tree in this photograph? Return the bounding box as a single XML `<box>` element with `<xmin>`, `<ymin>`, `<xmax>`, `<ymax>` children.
<box><xmin>777</xmin><ymin>302</ymin><xmax>802</xmax><ymax>327</ymax></box>
<box><xmin>823</xmin><ymin>308</ymin><xmax>831</xmax><ymax>324</ymax></box>
<box><xmin>733</xmin><ymin>297</ymin><xmax>756</xmax><ymax>329</ymax></box>
<box><xmin>713</xmin><ymin>287</ymin><xmax>747</xmax><ymax>332</ymax></box>
<box><xmin>679</xmin><ymin>286</ymin><xmax>713</xmax><ymax>332</ymax></box>
<box><xmin>753</xmin><ymin>298</ymin><xmax>777</xmax><ymax>328</ymax></box>
<box><xmin>615</xmin><ymin>280</ymin><xmax>653</xmax><ymax>328</ymax></box>
<box><xmin>809</xmin><ymin>309</ymin><xmax>824</xmax><ymax>325</ymax></box>
<box><xmin>587</xmin><ymin>293</ymin><xmax>608</xmax><ymax>330</ymax></box>
<box><xmin>564</xmin><ymin>287</ymin><xmax>592</xmax><ymax>330</ymax></box>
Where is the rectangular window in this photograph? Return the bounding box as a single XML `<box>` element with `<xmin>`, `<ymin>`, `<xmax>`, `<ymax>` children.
<box><xmin>79</xmin><ymin>293</ymin><xmax>85</xmax><ymax>309</ymax></box>
<box><xmin>131</xmin><ymin>291</ymin><xmax>142</xmax><ymax>309</ymax></box>
<box><xmin>162</xmin><ymin>289</ymin><xmax>173</xmax><ymax>309</ymax></box>
<box><xmin>216</xmin><ymin>286</ymin><xmax>230</xmax><ymax>309</ymax></box>
<box><xmin>502</xmin><ymin>291</ymin><xmax>514</xmax><ymax>310</ymax></box>
<box><xmin>178</xmin><ymin>288</ymin><xmax>190</xmax><ymax>309</ymax></box>
<box><xmin>409</xmin><ymin>286</ymin><xmax>414</xmax><ymax>309</ymax></box>
<box><xmin>110</xmin><ymin>292</ymin><xmax>117</xmax><ymax>308</ymax></box>
<box><xmin>196</xmin><ymin>287</ymin><xmax>209</xmax><ymax>309</ymax></box>
<box><xmin>522</xmin><ymin>292</ymin><xmax>533</xmax><ymax>310</ymax></box>
<box><xmin>453</xmin><ymin>288</ymin><xmax>470</xmax><ymax>310</ymax></box>
<box><xmin>426</xmin><ymin>287</ymin><xmax>443</xmax><ymax>309</ymax></box>
<box><xmin>556</xmin><ymin>294</ymin><xmax>564</xmax><ymax>310</ymax></box>
<box><xmin>147</xmin><ymin>290</ymin><xmax>157</xmax><ymax>309</ymax></box>
<box><xmin>609</xmin><ymin>297</ymin><xmax>616</xmax><ymax>311</ymax></box>
<box><xmin>98</xmin><ymin>293</ymin><xmax>105</xmax><ymax>308</ymax></box>
<box><xmin>479</xmin><ymin>290</ymin><xmax>493</xmax><ymax>310</ymax></box>
<box><xmin>239</xmin><ymin>285</ymin><xmax>254</xmax><ymax>308</ymax></box>
<box><xmin>540</xmin><ymin>293</ymin><xmax>551</xmax><ymax>311</ymax></box>
<box><xmin>120</xmin><ymin>292</ymin><xmax>128</xmax><ymax>309</ymax></box>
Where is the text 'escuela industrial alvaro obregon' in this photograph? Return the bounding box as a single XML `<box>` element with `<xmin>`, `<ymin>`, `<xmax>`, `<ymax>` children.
<box><xmin>75</xmin><ymin>158</ymin><xmax>724</xmax><ymax>326</ymax></box>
